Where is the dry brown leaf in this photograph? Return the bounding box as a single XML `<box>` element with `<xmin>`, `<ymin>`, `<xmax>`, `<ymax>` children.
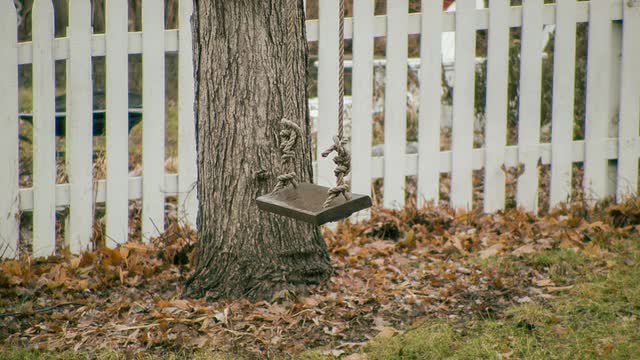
<box><xmin>512</xmin><ymin>244</ymin><xmax>536</xmax><ymax>256</ymax></box>
<box><xmin>546</xmin><ymin>285</ymin><xmax>574</xmax><ymax>293</ymax></box>
<box><xmin>479</xmin><ymin>243</ymin><xmax>504</xmax><ymax>259</ymax></box>
<box><xmin>375</xmin><ymin>326</ymin><xmax>398</xmax><ymax>339</ymax></box>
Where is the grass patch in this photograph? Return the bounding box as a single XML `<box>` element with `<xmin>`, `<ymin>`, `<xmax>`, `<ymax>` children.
<box><xmin>525</xmin><ymin>248</ymin><xmax>593</xmax><ymax>284</ymax></box>
<box><xmin>364</xmin><ymin>241</ymin><xmax>640</xmax><ymax>359</ymax></box>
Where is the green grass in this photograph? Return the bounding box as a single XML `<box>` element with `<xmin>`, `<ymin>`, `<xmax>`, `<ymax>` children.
<box><xmin>363</xmin><ymin>242</ymin><xmax>640</xmax><ymax>360</ymax></box>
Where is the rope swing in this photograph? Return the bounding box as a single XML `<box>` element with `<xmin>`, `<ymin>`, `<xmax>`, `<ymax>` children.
<box><xmin>320</xmin><ymin>0</ymin><xmax>351</xmax><ymax>208</ymax></box>
<box><xmin>256</xmin><ymin>0</ymin><xmax>371</xmax><ymax>226</ymax></box>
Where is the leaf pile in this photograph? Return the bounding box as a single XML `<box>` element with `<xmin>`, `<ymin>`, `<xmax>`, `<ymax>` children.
<box><xmin>1</xmin><ymin>199</ymin><xmax>639</xmax><ymax>358</ymax></box>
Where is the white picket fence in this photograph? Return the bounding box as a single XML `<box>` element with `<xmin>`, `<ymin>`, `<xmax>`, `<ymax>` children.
<box><xmin>1</xmin><ymin>0</ymin><xmax>639</xmax><ymax>259</ymax></box>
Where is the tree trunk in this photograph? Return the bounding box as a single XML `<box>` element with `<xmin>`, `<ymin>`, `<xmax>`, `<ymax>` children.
<box><xmin>184</xmin><ymin>0</ymin><xmax>332</xmax><ymax>300</ymax></box>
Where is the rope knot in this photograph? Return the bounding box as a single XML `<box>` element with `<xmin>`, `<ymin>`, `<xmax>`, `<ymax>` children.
<box><xmin>322</xmin><ymin>136</ymin><xmax>351</xmax><ymax>207</ymax></box>
<box><xmin>273</xmin><ymin>118</ymin><xmax>302</xmax><ymax>192</ymax></box>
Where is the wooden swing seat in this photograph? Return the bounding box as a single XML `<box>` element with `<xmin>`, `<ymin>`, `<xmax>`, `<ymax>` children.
<box><xmin>256</xmin><ymin>182</ymin><xmax>372</xmax><ymax>225</ymax></box>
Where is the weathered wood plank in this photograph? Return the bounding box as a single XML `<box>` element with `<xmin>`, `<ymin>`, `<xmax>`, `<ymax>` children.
<box><xmin>256</xmin><ymin>183</ymin><xmax>371</xmax><ymax>226</ymax></box>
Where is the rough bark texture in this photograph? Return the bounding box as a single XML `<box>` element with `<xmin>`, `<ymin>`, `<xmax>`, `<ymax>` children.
<box><xmin>184</xmin><ymin>0</ymin><xmax>332</xmax><ymax>300</ymax></box>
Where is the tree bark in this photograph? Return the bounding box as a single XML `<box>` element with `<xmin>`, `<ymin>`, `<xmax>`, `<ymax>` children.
<box><xmin>184</xmin><ymin>0</ymin><xmax>332</xmax><ymax>300</ymax></box>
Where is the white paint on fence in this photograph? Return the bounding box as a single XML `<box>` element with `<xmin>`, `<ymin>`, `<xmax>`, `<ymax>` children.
<box><xmin>105</xmin><ymin>0</ymin><xmax>130</xmax><ymax>247</ymax></box>
<box><xmin>317</xmin><ymin>0</ymin><xmax>340</xmax><ymax>187</ymax></box>
<box><xmin>617</xmin><ymin>1</ymin><xmax>640</xmax><ymax>200</ymax></box>
<box><xmin>608</xmin><ymin>22</ymin><xmax>623</xmax><ymax>198</ymax></box>
<box><xmin>303</xmin><ymin>1</ymin><xmax>626</xmax><ymax>44</ymax></box>
<box><xmin>584</xmin><ymin>0</ymin><xmax>613</xmax><ymax>201</ymax></box>
<box><xmin>178</xmin><ymin>0</ymin><xmax>197</xmax><ymax>228</ymax></box>
<box><xmin>142</xmin><ymin>0</ymin><xmax>166</xmax><ymax>241</ymax></box>
<box><xmin>66</xmin><ymin>0</ymin><xmax>94</xmax><ymax>254</ymax></box>
<box><xmin>451</xmin><ymin>0</ymin><xmax>476</xmax><ymax>210</ymax></box>
<box><xmin>516</xmin><ymin>0</ymin><xmax>543</xmax><ymax>212</ymax></box>
<box><xmin>0</xmin><ymin>0</ymin><xmax>20</xmax><ymax>259</ymax></box>
<box><xmin>16</xmin><ymin>138</ymin><xmax>626</xmax><ymax>213</ymax></box>
<box><xmin>383</xmin><ymin>0</ymin><xmax>409</xmax><ymax>209</ymax></box>
<box><xmin>483</xmin><ymin>0</ymin><xmax>509</xmax><ymax>213</ymax></box>
<box><xmin>550</xmin><ymin>0</ymin><xmax>577</xmax><ymax>208</ymax></box>
<box><xmin>32</xmin><ymin>0</ymin><xmax>57</xmax><ymax>257</ymax></box>
<box><xmin>417</xmin><ymin>0</ymin><xmax>443</xmax><ymax>207</ymax></box>
<box><xmin>350</xmin><ymin>0</ymin><xmax>374</xmax><ymax>200</ymax></box>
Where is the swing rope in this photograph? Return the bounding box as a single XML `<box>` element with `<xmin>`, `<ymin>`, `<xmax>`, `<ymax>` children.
<box><xmin>273</xmin><ymin>118</ymin><xmax>301</xmax><ymax>192</ymax></box>
<box><xmin>321</xmin><ymin>0</ymin><xmax>351</xmax><ymax>207</ymax></box>
<box><xmin>274</xmin><ymin>0</ymin><xmax>350</xmax><ymax>208</ymax></box>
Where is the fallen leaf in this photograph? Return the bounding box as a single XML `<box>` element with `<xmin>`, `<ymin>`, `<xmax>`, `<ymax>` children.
<box><xmin>375</xmin><ymin>326</ymin><xmax>398</xmax><ymax>339</ymax></box>
<box><xmin>533</xmin><ymin>278</ymin><xmax>555</xmax><ymax>287</ymax></box>
<box><xmin>479</xmin><ymin>243</ymin><xmax>504</xmax><ymax>259</ymax></box>
<box><xmin>552</xmin><ymin>325</ymin><xmax>568</xmax><ymax>335</ymax></box>
<box><xmin>344</xmin><ymin>354</ymin><xmax>367</xmax><ymax>360</ymax></box>
<box><xmin>512</xmin><ymin>245</ymin><xmax>536</xmax><ymax>256</ymax></box>
<box><xmin>546</xmin><ymin>286</ymin><xmax>574</xmax><ymax>293</ymax></box>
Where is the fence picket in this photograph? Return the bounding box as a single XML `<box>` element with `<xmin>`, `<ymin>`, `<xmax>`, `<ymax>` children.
<box><xmin>350</xmin><ymin>0</ymin><xmax>374</xmax><ymax>201</ymax></box>
<box><xmin>583</xmin><ymin>0</ymin><xmax>612</xmax><ymax>201</ymax></box>
<box><xmin>142</xmin><ymin>0</ymin><xmax>166</xmax><ymax>240</ymax></box>
<box><xmin>516</xmin><ymin>0</ymin><xmax>543</xmax><ymax>212</ymax></box>
<box><xmin>383</xmin><ymin>0</ymin><xmax>408</xmax><ymax>209</ymax></box>
<box><xmin>105</xmin><ymin>0</ymin><xmax>129</xmax><ymax>247</ymax></box>
<box><xmin>178</xmin><ymin>0</ymin><xmax>197</xmax><ymax>227</ymax></box>
<box><xmin>317</xmin><ymin>0</ymin><xmax>340</xmax><ymax>187</ymax></box>
<box><xmin>451</xmin><ymin>0</ymin><xmax>476</xmax><ymax>210</ymax></box>
<box><xmin>549</xmin><ymin>0</ymin><xmax>577</xmax><ymax>207</ymax></box>
<box><xmin>32</xmin><ymin>0</ymin><xmax>57</xmax><ymax>257</ymax></box>
<box><xmin>617</xmin><ymin>1</ymin><xmax>640</xmax><ymax>199</ymax></box>
<box><xmin>67</xmin><ymin>0</ymin><xmax>94</xmax><ymax>253</ymax></box>
<box><xmin>0</xmin><ymin>0</ymin><xmax>20</xmax><ymax>259</ymax></box>
<box><xmin>417</xmin><ymin>0</ymin><xmax>443</xmax><ymax>207</ymax></box>
<box><xmin>483</xmin><ymin>0</ymin><xmax>509</xmax><ymax>212</ymax></box>
<box><xmin>607</xmin><ymin>22</ymin><xmax>623</xmax><ymax>198</ymax></box>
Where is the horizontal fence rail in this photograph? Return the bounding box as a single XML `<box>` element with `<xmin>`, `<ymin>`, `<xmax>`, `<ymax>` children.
<box><xmin>1</xmin><ymin>0</ymin><xmax>639</xmax><ymax>259</ymax></box>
